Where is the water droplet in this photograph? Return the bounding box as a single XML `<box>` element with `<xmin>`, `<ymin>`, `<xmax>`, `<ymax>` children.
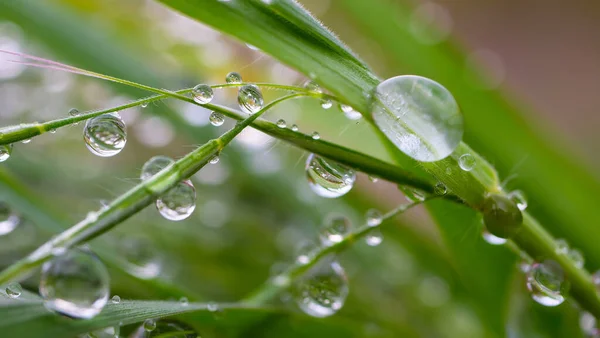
<box><xmin>209</xmin><ymin>112</ymin><xmax>225</xmax><ymax>126</ymax></box>
<box><xmin>365</xmin><ymin>229</ymin><xmax>383</xmax><ymax>246</ymax></box>
<box><xmin>69</xmin><ymin>108</ymin><xmax>81</xmax><ymax>125</ymax></box>
<box><xmin>305</xmin><ymin>154</ymin><xmax>356</xmax><ymax>198</ymax></box>
<box><xmin>0</xmin><ymin>202</ymin><xmax>20</xmax><ymax>236</ymax></box>
<box><xmin>434</xmin><ymin>182</ymin><xmax>447</xmax><ymax>195</ymax></box>
<box><xmin>291</xmin><ymin>124</ymin><xmax>299</xmax><ymax>132</ymax></box>
<box><xmin>366</xmin><ymin>209</ymin><xmax>383</xmax><ymax>227</ymax></box>
<box><xmin>179</xmin><ymin>297</ymin><xmax>189</xmax><ymax>306</ymax></box>
<box><xmin>86</xmin><ymin>325</ymin><xmax>119</xmax><ymax>338</ymax></box>
<box><xmin>134</xmin><ymin>319</ymin><xmax>198</xmax><ymax>338</ymax></box>
<box><xmin>295</xmin><ymin>241</ymin><xmax>315</xmax><ymax>265</ymax></box>
<box><xmin>311</xmin><ymin>132</ymin><xmax>320</xmax><ymax>140</ymax></box>
<box><xmin>371</xmin><ymin>75</ymin><xmax>463</xmax><ymax>162</ymax></box>
<box><xmin>40</xmin><ymin>248</ymin><xmax>110</xmax><ymax>319</ymax></box>
<box><xmin>458</xmin><ymin>154</ymin><xmax>476</xmax><ymax>171</ymax></box>
<box><xmin>340</xmin><ymin>104</ymin><xmax>353</xmax><ymax>113</ymax></box>
<box><xmin>49</xmin><ymin>128</ymin><xmax>57</xmax><ymax>134</ymax></box>
<box><xmin>276</xmin><ymin>119</ymin><xmax>287</xmax><ymax>128</ymax></box>
<box><xmin>144</xmin><ymin>319</ymin><xmax>157</xmax><ymax>332</ymax></box>
<box><xmin>141</xmin><ymin>102</ymin><xmax>149</xmax><ymax>108</ymax></box>
<box><xmin>402</xmin><ymin>187</ymin><xmax>426</xmax><ymax>202</ymax></box>
<box><xmin>0</xmin><ymin>144</ymin><xmax>12</xmax><ymax>162</ymax></box>
<box><xmin>526</xmin><ymin>260</ymin><xmax>568</xmax><ymax>307</ymax></box>
<box><xmin>508</xmin><ymin>190</ymin><xmax>528</xmax><ymax>211</ymax></box>
<box><xmin>191</xmin><ymin>84</ymin><xmax>214</xmax><ymax>104</ymax></box>
<box><xmin>156</xmin><ymin>180</ymin><xmax>196</xmax><ymax>221</ymax></box>
<box><xmin>319</xmin><ymin>215</ymin><xmax>350</xmax><ymax>246</ymax></box>
<box><xmin>321</xmin><ymin>99</ymin><xmax>333</xmax><ymax>109</ymax></box>
<box><xmin>303</xmin><ymin>80</ymin><xmax>322</xmax><ymax>93</ymax></box>
<box><xmin>481</xmin><ymin>229</ymin><xmax>507</xmax><ymax>245</ymax></box>
<box><xmin>140</xmin><ymin>156</ymin><xmax>174</xmax><ymax>181</ymax></box>
<box><xmin>237</xmin><ymin>85</ymin><xmax>264</xmax><ymax>114</ymax></box>
<box><xmin>482</xmin><ymin>194</ymin><xmax>523</xmax><ymax>239</ymax></box>
<box><xmin>293</xmin><ymin>261</ymin><xmax>349</xmax><ymax>317</ymax></box>
<box><xmin>340</xmin><ymin>104</ymin><xmax>361</xmax><ymax>120</ymax></box>
<box><xmin>118</xmin><ymin>237</ymin><xmax>162</xmax><ymax>279</ymax></box>
<box><xmin>555</xmin><ymin>238</ymin><xmax>569</xmax><ymax>255</ymax></box>
<box><xmin>21</xmin><ymin>138</ymin><xmax>31</xmax><ymax>144</ymax></box>
<box><xmin>568</xmin><ymin>248</ymin><xmax>585</xmax><ymax>269</ymax></box>
<box><xmin>225</xmin><ymin>71</ymin><xmax>242</xmax><ymax>84</ymax></box>
<box><xmin>111</xmin><ymin>295</ymin><xmax>120</xmax><ymax>304</ymax></box>
<box><xmin>83</xmin><ymin>113</ymin><xmax>127</xmax><ymax>157</ymax></box>
<box><xmin>6</xmin><ymin>282</ymin><xmax>22</xmax><ymax>298</ymax></box>
<box><xmin>207</xmin><ymin>302</ymin><xmax>219</xmax><ymax>312</ymax></box>
<box><xmin>209</xmin><ymin>155</ymin><xmax>220</xmax><ymax>164</ymax></box>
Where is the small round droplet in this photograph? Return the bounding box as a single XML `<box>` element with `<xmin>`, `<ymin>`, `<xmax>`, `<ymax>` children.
<box><xmin>156</xmin><ymin>180</ymin><xmax>196</xmax><ymax>221</ymax></box>
<box><xmin>141</xmin><ymin>102</ymin><xmax>149</xmax><ymax>108</ymax></box>
<box><xmin>225</xmin><ymin>71</ymin><xmax>242</xmax><ymax>84</ymax></box>
<box><xmin>0</xmin><ymin>203</ymin><xmax>20</xmax><ymax>236</ymax></box>
<box><xmin>371</xmin><ymin>75</ymin><xmax>463</xmax><ymax>162</ymax></box>
<box><xmin>111</xmin><ymin>295</ymin><xmax>121</xmax><ymax>304</ymax></box>
<box><xmin>526</xmin><ymin>260</ymin><xmax>568</xmax><ymax>307</ymax></box>
<box><xmin>434</xmin><ymin>182</ymin><xmax>447</xmax><ymax>195</ymax></box>
<box><xmin>311</xmin><ymin>132</ymin><xmax>320</xmax><ymax>140</ymax></box>
<box><xmin>482</xmin><ymin>194</ymin><xmax>523</xmax><ymax>239</ymax></box>
<box><xmin>135</xmin><ymin>319</ymin><xmax>198</xmax><ymax>338</ymax></box>
<box><xmin>209</xmin><ymin>112</ymin><xmax>225</xmax><ymax>127</ymax></box>
<box><xmin>293</xmin><ymin>261</ymin><xmax>349</xmax><ymax>318</ymax></box>
<box><xmin>49</xmin><ymin>128</ymin><xmax>57</xmax><ymax>134</ymax></box>
<box><xmin>319</xmin><ymin>215</ymin><xmax>350</xmax><ymax>246</ymax></box>
<box><xmin>144</xmin><ymin>319</ymin><xmax>157</xmax><ymax>332</ymax></box>
<box><xmin>305</xmin><ymin>154</ymin><xmax>356</xmax><ymax>198</ymax></box>
<box><xmin>83</xmin><ymin>113</ymin><xmax>127</xmax><ymax>157</ymax></box>
<box><xmin>209</xmin><ymin>155</ymin><xmax>220</xmax><ymax>164</ymax></box>
<box><xmin>555</xmin><ymin>238</ymin><xmax>569</xmax><ymax>255</ymax></box>
<box><xmin>191</xmin><ymin>84</ymin><xmax>214</xmax><ymax>104</ymax></box>
<box><xmin>365</xmin><ymin>229</ymin><xmax>383</xmax><ymax>246</ymax></box>
<box><xmin>403</xmin><ymin>187</ymin><xmax>426</xmax><ymax>203</ymax></box>
<box><xmin>0</xmin><ymin>144</ymin><xmax>12</xmax><ymax>162</ymax></box>
<box><xmin>21</xmin><ymin>138</ymin><xmax>31</xmax><ymax>144</ymax></box>
<box><xmin>40</xmin><ymin>248</ymin><xmax>110</xmax><ymax>319</ymax></box>
<box><xmin>6</xmin><ymin>282</ymin><xmax>22</xmax><ymax>298</ymax></box>
<box><xmin>237</xmin><ymin>85</ymin><xmax>264</xmax><ymax>114</ymax></box>
<box><xmin>140</xmin><ymin>156</ymin><xmax>174</xmax><ymax>181</ymax></box>
<box><xmin>568</xmin><ymin>249</ymin><xmax>585</xmax><ymax>269</ymax></box>
<box><xmin>321</xmin><ymin>99</ymin><xmax>333</xmax><ymax>109</ymax></box>
<box><xmin>276</xmin><ymin>119</ymin><xmax>287</xmax><ymax>128</ymax></box>
<box><xmin>291</xmin><ymin>124</ymin><xmax>299</xmax><ymax>132</ymax></box>
<box><xmin>481</xmin><ymin>229</ymin><xmax>507</xmax><ymax>245</ymax></box>
<box><xmin>179</xmin><ymin>297</ymin><xmax>189</xmax><ymax>306</ymax></box>
<box><xmin>366</xmin><ymin>209</ymin><xmax>382</xmax><ymax>227</ymax></box>
<box><xmin>69</xmin><ymin>108</ymin><xmax>81</xmax><ymax>125</ymax></box>
<box><xmin>303</xmin><ymin>80</ymin><xmax>322</xmax><ymax>93</ymax></box>
<box><xmin>508</xmin><ymin>190</ymin><xmax>528</xmax><ymax>211</ymax></box>
<box><xmin>458</xmin><ymin>154</ymin><xmax>476</xmax><ymax>171</ymax></box>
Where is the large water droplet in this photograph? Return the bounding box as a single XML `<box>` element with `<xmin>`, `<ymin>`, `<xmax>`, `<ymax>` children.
<box><xmin>83</xmin><ymin>113</ymin><xmax>127</xmax><ymax>157</ymax></box>
<box><xmin>209</xmin><ymin>112</ymin><xmax>225</xmax><ymax>127</ymax></box>
<box><xmin>0</xmin><ymin>144</ymin><xmax>13</xmax><ymax>162</ymax></box>
<box><xmin>225</xmin><ymin>71</ymin><xmax>242</xmax><ymax>84</ymax></box>
<box><xmin>319</xmin><ymin>215</ymin><xmax>350</xmax><ymax>246</ymax></box>
<box><xmin>140</xmin><ymin>156</ymin><xmax>174</xmax><ymax>181</ymax></box>
<box><xmin>237</xmin><ymin>85</ymin><xmax>264</xmax><ymax>114</ymax></box>
<box><xmin>371</xmin><ymin>75</ymin><xmax>463</xmax><ymax>162</ymax></box>
<box><xmin>526</xmin><ymin>260</ymin><xmax>568</xmax><ymax>307</ymax></box>
<box><xmin>6</xmin><ymin>282</ymin><xmax>22</xmax><ymax>298</ymax></box>
<box><xmin>508</xmin><ymin>190</ymin><xmax>528</xmax><ymax>211</ymax></box>
<box><xmin>40</xmin><ymin>248</ymin><xmax>110</xmax><ymax>319</ymax></box>
<box><xmin>305</xmin><ymin>154</ymin><xmax>356</xmax><ymax>198</ymax></box>
<box><xmin>482</xmin><ymin>194</ymin><xmax>523</xmax><ymax>239</ymax></box>
<box><xmin>191</xmin><ymin>84</ymin><xmax>214</xmax><ymax>104</ymax></box>
<box><xmin>133</xmin><ymin>319</ymin><xmax>198</xmax><ymax>338</ymax></box>
<box><xmin>458</xmin><ymin>153</ymin><xmax>476</xmax><ymax>171</ymax></box>
<box><xmin>365</xmin><ymin>229</ymin><xmax>383</xmax><ymax>246</ymax></box>
<box><xmin>0</xmin><ymin>202</ymin><xmax>20</xmax><ymax>236</ymax></box>
<box><xmin>156</xmin><ymin>180</ymin><xmax>196</xmax><ymax>221</ymax></box>
<box><xmin>293</xmin><ymin>261</ymin><xmax>349</xmax><ymax>318</ymax></box>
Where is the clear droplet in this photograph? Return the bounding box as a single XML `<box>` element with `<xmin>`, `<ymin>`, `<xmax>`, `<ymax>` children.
<box><xmin>209</xmin><ymin>112</ymin><xmax>225</xmax><ymax>126</ymax></box>
<box><xmin>237</xmin><ymin>85</ymin><xmax>264</xmax><ymax>114</ymax></box>
<box><xmin>179</xmin><ymin>297</ymin><xmax>189</xmax><ymax>306</ymax></box>
<box><xmin>225</xmin><ymin>71</ymin><xmax>242</xmax><ymax>84</ymax></box>
<box><xmin>134</xmin><ymin>319</ymin><xmax>198</xmax><ymax>338</ymax></box>
<box><xmin>293</xmin><ymin>261</ymin><xmax>349</xmax><ymax>318</ymax></box>
<box><xmin>321</xmin><ymin>99</ymin><xmax>333</xmax><ymax>109</ymax></box>
<box><xmin>303</xmin><ymin>80</ymin><xmax>322</xmax><ymax>93</ymax></box>
<box><xmin>366</xmin><ymin>209</ymin><xmax>383</xmax><ymax>227</ymax></box>
<box><xmin>118</xmin><ymin>237</ymin><xmax>162</xmax><ymax>279</ymax></box>
<box><xmin>458</xmin><ymin>153</ymin><xmax>476</xmax><ymax>171</ymax></box>
<box><xmin>402</xmin><ymin>187</ymin><xmax>426</xmax><ymax>203</ymax></box>
<box><xmin>21</xmin><ymin>138</ymin><xmax>31</xmax><ymax>144</ymax></box>
<box><xmin>49</xmin><ymin>128</ymin><xmax>57</xmax><ymax>134</ymax></box>
<box><xmin>434</xmin><ymin>182</ymin><xmax>447</xmax><ymax>195</ymax></box>
<box><xmin>140</xmin><ymin>156</ymin><xmax>174</xmax><ymax>181</ymax></box>
<box><xmin>340</xmin><ymin>104</ymin><xmax>361</xmax><ymax>120</ymax></box>
<box><xmin>6</xmin><ymin>282</ymin><xmax>22</xmax><ymax>298</ymax></box>
<box><xmin>111</xmin><ymin>295</ymin><xmax>121</xmax><ymax>304</ymax></box>
<box><xmin>0</xmin><ymin>144</ymin><xmax>12</xmax><ymax>162</ymax></box>
<box><xmin>508</xmin><ymin>190</ymin><xmax>528</xmax><ymax>211</ymax></box>
<box><xmin>144</xmin><ymin>319</ymin><xmax>157</xmax><ymax>332</ymax></box>
<box><xmin>291</xmin><ymin>124</ymin><xmax>299</xmax><ymax>132</ymax></box>
<box><xmin>526</xmin><ymin>260</ymin><xmax>568</xmax><ymax>307</ymax></box>
<box><xmin>481</xmin><ymin>229</ymin><xmax>507</xmax><ymax>245</ymax></box>
<box><xmin>208</xmin><ymin>154</ymin><xmax>220</xmax><ymax>164</ymax></box>
<box><xmin>156</xmin><ymin>180</ymin><xmax>196</xmax><ymax>221</ymax></box>
<box><xmin>83</xmin><ymin>113</ymin><xmax>127</xmax><ymax>157</ymax></box>
<box><xmin>311</xmin><ymin>132</ymin><xmax>321</xmax><ymax>140</ymax></box>
<box><xmin>568</xmin><ymin>249</ymin><xmax>585</xmax><ymax>269</ymax></box>
<box><xmin>276</xmin><ymin>119</ymin><xmax>287</xmax><ymax>128</ymax></box>
<box><xmin>141</xmin><ymin>102</ymin><xmax>149</xmax><ymax>108</ymax></box>
<box><xmin>69</xmin><ymin>108</ymin><xmax>81</xmax><ymax>125</ymax></box>
<box><xmin>319</xmin><ymin>215</ymin><xmax>350</xmax><ymax>246</ymax></box>
<box><xmin>191</xmin><ymin>84</ymin><xmax>214</xmax><ymax>104</ymax></box>
<box><xmin>40</xmin><ymin>248</ymin><xmax>110</xmax><ymax>319</ymax></box>
<box><xmin>0</xmin><ymin>202</ymin><xmax>20</xmax><ymax>236</ymax></box>
<box><xmin>365</xmin><ymin>229</ymin><xmax>383</xmax><ymax>246</ymax></box>
<box><xmin>482</xmin><ymin>194</ymin><xmax>523</xmax><ymax>239</ymax></box>
<box><xmin>371</xmin><ymin>75</ymin><xmax>463</xmax><ymax>162</ymax></box>
<box><xmin>305</xmin><ymin>153</ymin><xmax>356</xmax><ymax>198</ymax></box>
<box><xmin>555</xmin><ymin>238</ymin><xmax>569</xmax><ymax>255</ymax></box>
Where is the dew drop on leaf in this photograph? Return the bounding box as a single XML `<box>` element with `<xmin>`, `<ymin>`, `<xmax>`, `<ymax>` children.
<box><xmin>526</xmin><ymin>260</ymin><xmax>568</xmax><ymax>307</ymax></box>
<box><xmin>0</xmin><ymin>202</ymin><xmax>20</xmax><ymax>236</ymax></box>
<box><xmin>434</xmin><ymin>182</ymin><xmax>447</xmax><ymax>195</ymax></box>
<box><xmin>366</xmin><ymin>209</ymin><xmax>382</xmax><ymax>227</ymax></box>
<box><xmin>305</xmin><ymin>153</ymin><xmax>356</xmax><ymax>198</ymax></box>
<box><xmin>110</xmin><ymin>295</ymin><xmax>120</xmax><ymax>304</ymax></box>
<box><xmin>458</xmin><ymin>153</ymin><xmax>476</xmax><ymax>171</ymax></box>
<box><xmin>39</xmin><ymin>248</ymin><xmax>110</xmax><ymax>319</ymax></box>
<box><xmin>291</xmin><ymin>124</ymin><xmax>299</xmax><ymax>132</ymax></box>
<box><xmin>209</xmin><ymin>112</ymin><xmax>225</xmax><ymax>126</ymax></box>
<box><xmin>311</xmin><ymin>132</ymin><xmax>321</xmax><ymax>140</ymax></box>
<box><xmin>0</xmin><ymin>144</ymin><xmax>12</xmax><ymax>162</ymax></box>
<box><xmin>293</xmin><ymin>261</ymin><xmax>349</xmax><ymax>318</ymax></box>
<box><xmin>156</xmin><ymin>180</ymin><xmax>196</xmax><ymax>221</ymax></box>
<box><xmin>482</xmin><ymin>193</ymin><xmax>522</xmax><ymax>239</ymax></box>
<box><xmin>276</xmin><ymin>119</ymin><xmax>287</xmax><ymax>128</ymax></box>
<box><xmin>5</xmin><ymin>282</ymin><xmax>22</xmax><ymax>298</ymax></box>
<box><xmin>365</xmin><ymin>229</ymin><xmax>383</xmax><ymax>246</ymax></box>
<box><xmin>319</xmin><ymin>215</ymin><xmax>350</xmax><ymax>246</ymax></box>
<box><xmin>237</xmin><ymin>85</ymin><xmax>264</xmax><ymax>114</ymax></box>
<box><xmin>179</xmin><ymin>297</ymin><xmax>189</xmax><ymax>306</ymax></box>
<box><xmin>371</xmin><ymin>75</ymin><xmax>463</xmax><ymax>162</ymax></box>
<box><xmin>191</xmin><ymin>84</ymin><xmax>214</xmax><ymax>104</ymax></box>
<box><xmin>225</xmin><ymin>71</ymin><xmax>242</xmax><ymax>84</ymax></box>
<box><xmin>140</xmin><ymin>156</ymin><xmax>174</xmax><ymax>181</ymax></box>
<box><xmin>83</xmin><ymin>113</ymin><xmax>127</xmax><ymax>157</ymax></box>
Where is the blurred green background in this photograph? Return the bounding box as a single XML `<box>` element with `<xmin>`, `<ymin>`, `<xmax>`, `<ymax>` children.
<box><xmin>0</xmin><ymin>0</ymin><xmax>598</xmax><ymax>337</ymax></box>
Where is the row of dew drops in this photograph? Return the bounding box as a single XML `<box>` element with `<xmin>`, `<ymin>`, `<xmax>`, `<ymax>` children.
<box><xmin>1</xmin><ymin>72</ymin><xmax>596</xmax><ymax>334</ymax></box>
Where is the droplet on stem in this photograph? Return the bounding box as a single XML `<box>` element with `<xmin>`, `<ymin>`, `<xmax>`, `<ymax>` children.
<box><xmin>140</xmin><ymin>156</ymin><xmax>174</xmax><ymax>181</ymax></box>
<box><xmin>305</xmin><ymin>154</ymin><xmax>356</xmax><ymax>198</ymax></box>
<box><xmin>365</xmin><ymin>229</ymin><xmax>383</xmax><ymax>246</ymax></box>
<box><xmin>156</xmin><ymin>180</ymin><xmax>196</xmax><ymax>221</ymax></box>
<box><xmin>319</xmin><ymin>215</ymin><xmax>350</xmax><ymax>246</ymax></box>
<box><xmin>366</xmin><ymin>209</ymin><xmax>382</xmax><ymax>227</ymax></box>
<box><xmin>209</xmin><ymin>112</ymin><xmax>225</xmax><ymax>127</ymax></box>
<box><xmin>237</xmin><ymin>85</ymin><xmax>264</xmax><ymax>114</ymax></box>
<box><xmin>482</xmin><ymin>194</ymin><xmax>523</xmax><ymax>239</ymax></box>
<box><xmin>191</xmin><ymin>84</ymin><xmax>214</xmax><ymax>104</ymax></box>
<box><xmin>321</xmin><ymin>99</ymin><xmax>333</xmax><ymax>109</ymax></box>
<box><xmin>83</xmin><ymin>113</ymin><xmax>127</xmax><ymax>157</ymax></box>
<box><xmin>526</xmin><ymin>260</ymin><xmax>569</xmax><ymax>307</ymax></box>
<box><xmin>0</xmin><ymin>202</ymin><xmax>20</xmax><ymax>236</ymax></box>
<box><xmin>508</xmin><ymin>190</ymin><xmax>528</xmax><ymax>211</ymax></box>
<box><xmin>276</xmin><ymin>119</ymin><xmax>287</xmax><ymax>128</ymax></box>
<box><xmin>303</xmin><ymin>80</ymin><xmax>322</xmax><ymax>93</ymax></box>
<box><xmin>0</xmin><ymin>144</ymin><xmax>12</xmax><ymax>162</ymax></box>
<box><xmin>293</xmin><ymin>261</ymin><xmax>349</xmax><ymax>318</ymax></box>
<box><xmin>225</xmin><ymin>71</ymin><xmax>242</xmax><ymax>84</ymax></box>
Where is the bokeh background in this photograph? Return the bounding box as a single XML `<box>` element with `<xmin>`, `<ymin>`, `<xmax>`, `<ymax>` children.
<box><xmin>0</xmin><ymin>0</ymin><xmax>598</xmax><ymax>337</ymax></box>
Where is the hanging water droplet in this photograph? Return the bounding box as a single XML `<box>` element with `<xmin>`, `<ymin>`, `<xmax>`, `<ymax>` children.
<box><xmin>6</xmin><ymin>282</ymin><xmax>22</xmax><ymax>298</ymax></box>
<box><xmin>276</xmin><ymin>119</ymin><xmax>287</xmax><ymax>128</ymax></box>
<box><xmin>340</xmin><ymin>104</ymin><xmax>353</xmax><ymax>113</ymax></box>
<box><xmin>303</xmin><ymin>80</ymin><xmax>322</xmax><ymax>93</ymax></box>
<box><xmin>111</xmin><ymin>295</ymin><xmax>120</xmax><ymax>304</ymax></box>
<box><xmin>144</xmin><ymin>319</ymin><xmax>157</xmax><ymax>332</ymax></box>
<box><xmin>69</xmin><ymin>108</ymin><xmax>81</xmax><ymax>125</ymax></box>
<box><xmin>340</xmin><ymin>104</ymin><xmax>361</xmax><ymax>120</ymax></box>
<box><xmin>140</xmin><ymin>156</ymin><xmax>174</xmax><ymax>181</ymax></box>
<box><xmin>0</xmin><ymin>144</ymin><xmax>12</xmax><ymax>162</ymax></box>
<box><xmin>133</xmin><ymin>319</ymin><xmax>198</xmax><ymax>338</ymax></box>
<box><xmin>555</xmin><ymin>238</ymin><xmax>569</xmax><ymax>255</ymax></box>
<box><xmin>311</xmin><ymin>132</ymin><xmax>320</xmax><ymax>140</ymax></box>
<box><xmin>226</xmin><ymin>71</ymin><xmax>242</xmax><ymax>84</ymax></box>
<box><xmin>49</xmin><ymin>128</ymin><xmax>57</xmax><ymax>134</ymax></box>
<box><xmin>321</xmin><ymin>99</ymin><xmax>333</xmax><ymax>109</ymax></box>
<box><xmin>191</xmin><ymin>84</ymin><xmax>214</xmax><ymax>104</ymax></box>
<box><xmin>179</xmin><ymin>297</ymin><xmax>189</xmax><ymax>306</ymax></box>
<box><xmin>21</xmin><ymin>138</ymin><xmax>31</xmax><ymax>144</ymax></box>
<box><xmin>568</xmin><ymin>248</ymin><xmax>585</xmax><ymax>269</ymax></box>
<box><xmin>208</xmin><ymin>155</ymin><xmax>220</xmax><ymax>164</ymax></box>
<box><xmin>291</xmin><ymin>124</ymin><xmax>299</xmax><ymax>132</ymax></box>
<box><xmin>237</xmin><ymin>85</ymin><xmax>264</xmax><ymax>114</ymax></box>
<box><xmin>319</xmin><ymin>215</ymin><xmax>350</xmax><ymax>246</ymax></box>
<box><xmin>402</xmin><ymin>187</ymin><xmax>426</xmax><ymax>202</ymax></box>
<box><xmin>209</xmin><ymin>112</ymin><xmax>225</xmax><ymax>127</ymax></box>
<box><xmin>371</xmin><ymin>75</ymin><xmax>463</xmax><ymax>162</ymax></box>
<box><xmin>508</xmin><ymin>190</ymin><xmax>528</xmax><ymax>211</ymax></box>
<box><xmin>141</xmin><ymin>102</ymin><xmax>149</xmax><ymax>108</ymax></box>
<box><xmin>40</xmin><ymin>248</ymin><xmax>110</xmax><ymax>319</ymax></box>
<box><xmin>434</xmin><ymin>182</ymin><xmax>447</xmax><ymax>195</ymax></box>
<box><xmin>156</xmin><ymin>180</ymin><xmax>196</xmax><ymax>221</ymax></box>
<box><xmin>83</xmin><ymin>113</ymin><xmax>127</xmax><ymax>157</ymax></box>
<box><xmin>458</xmin><ymin>153</ymin><xmax>476</xmax><ymax>171</ymax></box>
<box><xmin>293</xmin><ymin>261</ymin><xmax>349</xmax><ymax>318</ymax></box>
<box><xmin>365</xmin><ymin>229</ymin><xmax>383</xmax><ymax>246</ymax></box>
<box><xmin>305</xmin><ymin>154</ymin><xmax>356</xmax><ymax>198</ymax></box>
<box><xmin>0</xmin><ymin>202</ymin><xmax>20</xmax><ymax>236</ymax></box>
<box><xmin>482</xmin><ymin>194</ymin><xmax>523</xmax><ymax>239</ymax></box>
<box><xmin>366</xmin><ymin>209</ymin><xmax>383</xmax><ymax>227</ymax></box>
<box><xmin>118</xmin><ymin>237</ymin><xmax>162</xmax><ymax>279</ymax></box>
<box><xmin>481</xmin><ymin>229</ymin><xmax>507</xmax><ymax>245</ymax></box>
<box><xmin>526</xmin><ymin>260</ymin><xmax>569</xmax><ymax>307</ymax></box>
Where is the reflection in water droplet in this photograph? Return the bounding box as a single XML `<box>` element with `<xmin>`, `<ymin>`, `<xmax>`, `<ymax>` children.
<box><xmin>0</xmin><ymin>202</ymin><xmax>20</xmax><ymax>236</ymax></box>
<box><xmin>156</xmin><ymin>180</ymin><xmax>196</xmax><ymax>221</ymax></box>
<box><xmin>238</xmin><ymin>85</ymin><xmax>264</xmax><ymax>114</ymax></box>
<box><xmin>321</xmin><ymin>99</ymin><xmax>332</xmax><ymax>109</ymax></box>
<box><xmin>0</xmin><ymin>144</ymin><xmax>12</xmax><ymax>162</ymax></box>
<box><xmin>133</xmin><ymin>319</ymin><xmax>198</xmax><ymax>338</ymax></box>
<box><xmin>225</xmin><ymin>71</ymin><xmax>242</xmax><ymax>84</ymax></box>
<box><xmin>83</xmin><ymin>113</ymin><xmax>127</xmax><ymax>157</ymax></box>
<box><xmin>366</xmin><ymin>209</ymin><xmax>382</xmax><ymax>227</ymax></box>
<box><xmin>140</xmin><ymin>156</ymin><xmax>174</xmax><ymax>181</ymax></box>
<box><xmin>319</xmin><ymin>215</ymin><xmax>350</xmax><ymax>246</ymax></box>
<box><xmin>526</xmin><ymin>260</ymin><xmax>568</xmax><ymax>307</ymax></box>
<box><xmin>40</xmin><ymin>248</ymin><xmax>110</xmax><ymax>319</ymax></box>
<box><xmin>276</xmin><ymin>119</ymin><xmax>287</xmax><ymax>128</ymax></box>
<box><xmin>209</xmin><ymin>112</ymin><xmax>225</xmax><ymax>127</ymax></box>
<box><xmin>508</xmin><ymin>190</ymin><xmax>528</xmax><ymax>211</ymax></box>
<box><xmin>371</xmin><ymin>75</ymin><xmax>463</xmax><ymax>162</ymax></box>
<box><xmin>191</xmin><ymin>84</ymin><xmax>214</xmax><ymax>104</ymax></box>
<box><xmin>6</xmin><ymin>282</ymin><xmax>22</xmax><ymax>298</ymax></box>
<box><xmin>293</xmin><ymin>261</ymin><xmax>349</xmax><ymax>317</ymax></box>
<box><xmin>458</xmin><ymin>153</ymin><xmax>476</xmax><ymax>171</ymax></box>
<box><xmin>305</xmin><ymin>154</ymin><xmax>356</xmax><ymax>198</ymax></box>
<box><xmin>365</xmin><ymin>229</ymin><xmax>383</xmax><ymax>246</ymax></box>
